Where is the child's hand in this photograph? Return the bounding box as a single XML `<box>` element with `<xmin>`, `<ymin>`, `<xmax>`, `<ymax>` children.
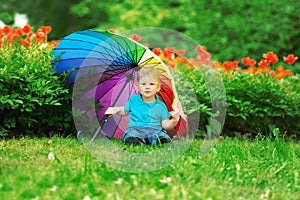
<box><xmin>105</xmin><ymin>107</ymin><xmax>115</xmax><ymax>117</ymax></box>
<box><xmin>162</xmin><ymin>106</ymin><xmax>180</xmax><ymax>130</ymax></box>
<box><xmin>104</xmin><ymin>106</ymin><xmax>128</xmax><ymax>116</ymax></box>
<box><xmin>170</xmin><ymin>105</ymin><xmax>180</xmax><ymax>122</ymax></box>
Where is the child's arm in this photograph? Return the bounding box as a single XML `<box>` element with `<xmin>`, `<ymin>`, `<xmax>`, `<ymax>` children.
<box><xmin>105</xmin><ymin>107</ymin><xmax>129</xmax><ymax>116</ymax></box>
<box><xmin>161</xmin><ymin>106</ymin><xmax>180</xmax><ymax>130</ymax></box>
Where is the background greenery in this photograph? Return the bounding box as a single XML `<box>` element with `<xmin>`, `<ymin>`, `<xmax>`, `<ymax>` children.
<box><xmin>1</xmin><ymin>0</ymin><xmax>300</xmax><ymax>62</ymax></box>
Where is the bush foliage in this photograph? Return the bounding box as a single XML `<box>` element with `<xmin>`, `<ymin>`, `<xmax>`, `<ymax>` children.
<box><xmin>0</xmin><ymin>42</ymin><xmax>75</xmax><ymax>137</ymax></box>
<box><xmin>175</xmin><ymin>65</ymin><xmax>300</xmax><ymax>136</ymax></box>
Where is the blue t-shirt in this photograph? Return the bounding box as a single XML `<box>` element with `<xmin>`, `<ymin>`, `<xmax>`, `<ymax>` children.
<box><xmin>124</xmin><ymin>94</ymin><xmax>171</xmax><ymax>130</ymax></box>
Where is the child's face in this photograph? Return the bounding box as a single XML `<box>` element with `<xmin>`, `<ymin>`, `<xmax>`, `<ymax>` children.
<box><xmin>137</xmin><ymin>74</ymin><xmax>160</xmax><ymax>101</ymax></box>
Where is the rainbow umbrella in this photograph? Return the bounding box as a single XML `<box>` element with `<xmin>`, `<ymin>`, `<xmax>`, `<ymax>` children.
<box><xmin>52</xmin><ymin>30</ymin><xmax>188</xmax><ymax>140</ymax></box>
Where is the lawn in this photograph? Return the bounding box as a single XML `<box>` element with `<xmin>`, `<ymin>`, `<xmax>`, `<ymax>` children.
<box><xmin>0</xmin><ymin>137</ymin><xmax>299</xmax><ymax>200</ymax></box>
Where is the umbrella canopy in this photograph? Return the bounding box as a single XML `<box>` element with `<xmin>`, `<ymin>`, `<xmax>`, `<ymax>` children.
<box><xmin>52</xmin><ymin>30</ymin><xmax>188</xmax><ymax>139</ymax></box>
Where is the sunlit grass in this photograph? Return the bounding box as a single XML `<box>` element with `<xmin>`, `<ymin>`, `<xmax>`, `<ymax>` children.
<box><xmin>0</xmin><ymin>137</ymin><xmax>299</xmax><ymax>200</ymax></box>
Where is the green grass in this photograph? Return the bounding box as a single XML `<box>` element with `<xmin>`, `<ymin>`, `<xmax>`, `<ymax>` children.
<box><xmin>0</xmin><ymin>137</ymin><xmax>299</xmax><ymax>200</ymax></box>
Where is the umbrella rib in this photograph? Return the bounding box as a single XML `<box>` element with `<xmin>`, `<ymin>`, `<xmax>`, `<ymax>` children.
<box><xmin>140</xmin><ymin>57</ymin><xmax>162</xmax><ymax>68</ymax></box>
<box><xmin>55</xmin><ymin>46</ymin><xmax>122</xmax><ymax>60</ymax></box>
<box><xmin>119</xmin><ymin>37</ymin><xmax>136</xmax><ymax>63</ymax></box>
<box><xmin>56</xmin><ymin>44</ymin><xmax>128</xmax><ymax>67</ymax></box>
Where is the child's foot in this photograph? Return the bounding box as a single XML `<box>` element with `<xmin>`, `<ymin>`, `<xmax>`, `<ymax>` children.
<box><xmin>125</xmin><ymin>137</ymin><xmax>142</xmax><ymax>145</ymax></box>
<box><xmin>157</xmin><ymin>136</ymin><xmax>171</xmax><ymax>144</ymax></box>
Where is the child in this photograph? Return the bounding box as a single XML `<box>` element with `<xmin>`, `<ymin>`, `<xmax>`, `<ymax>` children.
<box><xmin>105</xmin><ymin>67</ymin><xmax>180</xmax><ymax>145</ymax></box>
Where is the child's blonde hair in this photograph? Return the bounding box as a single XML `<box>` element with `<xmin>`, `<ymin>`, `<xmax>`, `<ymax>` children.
<box><xmin>137</xmin><ymin>67</ymin><xmax>160</xmax><ymax>83</ymax></box>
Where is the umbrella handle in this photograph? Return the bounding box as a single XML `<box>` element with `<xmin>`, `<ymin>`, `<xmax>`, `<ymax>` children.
<box><xmin>76</xmin><ymin>130</ymin><xmax>82</xmax><ymax>140</ymax></box>
<box><xmin>91</xmin><ymin>115</ymin><xmax>109</xmax><ymax>141</ymax></box>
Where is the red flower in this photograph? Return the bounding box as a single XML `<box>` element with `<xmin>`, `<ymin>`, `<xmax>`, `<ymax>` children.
<box><xmin>41</xmin><ymin>26</ymin><xmax>52</xmax><ymax>34</ymax></box>
<box><xmin>283</xmin><ymin>54</ymin><xmax>298</xmax><ymax>64</ymax></box>
<box><xmin>15</xmin><ymin>28</ymin><xmax>25</xmax><ymax>37</ymax></box>
<box><xmin>163</xmin><ymin>51</ymin><xmax>175</xmax><ymax>60</ymax></box>
<box><xmin>17</xmin><ymin>39</ymin><xmax>24</xmax><ymax>45</ymax></box>
<box><xmin>195</xmin><ymin>45</ymin><xmax>207</xmax><ymax>55</ymax></box>
<box><xmin>263</xmin><ymin>52</ymin><xmax>279</xmax><ymax>64</ymax></box>
<box><xmin>48</xmin><ymin>40</ymin><xmax>60</xmax><ymax>48</ymax></box>
<box><xmin>242</xmin><ymin>56</ymin><xmax>256</xmax><ymax>66</ymax></box>
<box><xmin>3</xmin><ymin>25</ymin><xmax>11</xmax><ymax>33</ymax></box>
<box><xmin>152</xmin><ymin>48</ymin><xmax>162</xmax><ymax>56</ymax></box>
<box><xmin>195</xmin><ymin>45</ymin><xmax>211</xmax><ymax>61</ymax></box>
<box><xmin>129</xmin><ymin>34</ymin><xmax>141</xmax><ymax>42</ymax></box>
<box><xmin>23</xmin><ymin>25</ymin><xmax>33</xmax><ymax>33</ymax></box>
<box><xmin>258</xmin><ymin>59</ymin><xmax>269</xmax><ymax>68</ymax></box>
<box><xmin>223</xmin><ymin>61</ymin><xmax>239</xmax><ymax>71</ymax></box>
<box><xmin>163</xmin><ymin>47</ymin><xmax>176</xmax><ymax>60</ymax></box>
<box><xmin>35</xmin><ymin>31</ymin><xmax>45</xmax><ymax>40</ymax></box>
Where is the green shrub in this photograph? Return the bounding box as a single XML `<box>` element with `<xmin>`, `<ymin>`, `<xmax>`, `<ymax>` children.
<box><xmin>175</xmin><ymin>65</ymin><xmax>300</xmax><ymax>136</ymax></box>
<box><xmin>0</xmin><ymin>42</ymin><xmax>75</xmax><ymax>137</ymax></box>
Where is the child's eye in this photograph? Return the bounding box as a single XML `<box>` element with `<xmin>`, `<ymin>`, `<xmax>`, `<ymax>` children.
<box><xmin>150</xmin><ymin>83</ymin><xmax>156</xmax><ymax>86</ymax></box>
